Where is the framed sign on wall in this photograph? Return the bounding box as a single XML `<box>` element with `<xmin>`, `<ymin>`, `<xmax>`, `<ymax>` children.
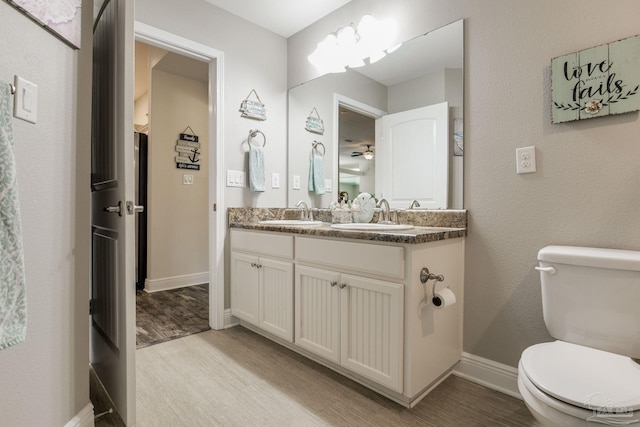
<box><xmin>4</xmin><ymin>0</ymin><xmax>82</xmax><ymax>49</ymax></box>
<box><xmin>552</xmin><ymin>34</ymin><xmax>640</xmax><ymax>123</ymax></box>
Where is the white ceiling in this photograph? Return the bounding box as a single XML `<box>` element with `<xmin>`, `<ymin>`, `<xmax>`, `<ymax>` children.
<box><xmin>202</xmin><ymin>0</ymin><xmax>353</xmax><ymax>38</ymax></box>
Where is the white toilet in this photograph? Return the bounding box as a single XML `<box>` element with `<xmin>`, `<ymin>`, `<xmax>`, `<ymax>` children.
<box><xmin>518</xmin><ymin>245</ymin><xmax>640</xmax><ymax>426</ymax></box>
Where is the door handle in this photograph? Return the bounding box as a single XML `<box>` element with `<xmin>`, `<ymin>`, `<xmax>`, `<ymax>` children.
<box><xmin>126</xmin><ymin>201</ymin><xmax>144</xmax><ymax>215</ymax></box>
<box><xmin>104</xmin><ymin>201</ymin><xmax>123</xmax><ymax>216</ymax></box>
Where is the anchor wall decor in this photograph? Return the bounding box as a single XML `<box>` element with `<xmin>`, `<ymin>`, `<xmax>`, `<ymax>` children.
<box><xmin>175</xmin><ymin>126</ymin><xmax>201</xmax><ymax>170</ymax></box>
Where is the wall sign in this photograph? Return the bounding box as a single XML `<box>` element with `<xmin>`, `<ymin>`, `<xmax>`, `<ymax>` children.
<box><xmin>5</xmin><ymin>0</ymin><xmax>82</xmax><ymax>49</ymax></box>
<box><xmin>175</xmin><ymin>128</ymin><xmax>201</xmax><ymax>170</ymax></box>
<box><xmin>552</xmin><ymin>34</ymin><xmax>640</xmax><ymax>123</ymax></box>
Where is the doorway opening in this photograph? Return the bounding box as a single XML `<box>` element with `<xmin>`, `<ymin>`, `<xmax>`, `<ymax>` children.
<box><xmin>333</xmin><ymin>94</ymin><xmax>386</xmax><ymax>203</ymax></box>
<box><xmin>338</xmin><ymin>105</ymin><xmax>376</xmax><ymax>201</ymax></box>
<box><xmin>133</xmin><ymin>40</ymin><xmax>211</xmax><ymax>348</ymax></box>
<box><xmin>135</xmin><ymin>21</ymin><xmax>226</xmax><ymax>335</ymax></box>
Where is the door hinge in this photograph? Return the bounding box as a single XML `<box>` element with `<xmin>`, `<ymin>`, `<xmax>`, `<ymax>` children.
<box><xmin>89</xmin><ymin>299</ymin><xmax>95</xmax><ymax>316</ymax></box>
<box><xmin>213</xmin><ymin>203</ymin><xmax>217</xmax><ymax>212</ymax></box>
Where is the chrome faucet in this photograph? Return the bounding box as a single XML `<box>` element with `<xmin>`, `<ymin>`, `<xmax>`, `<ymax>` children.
<box><xmin>409</xmin><ymin>200</ymin><xmax>421</xmax><ymax>209</ymax></box>
<box><xmin>376</xmin><ymin>198</ymin><xmax>393</xmax><ymax>224</ymax></box>
<box><xmin>295</xmin><ymin>200</ymin><xmax>313</xmax><ymax>221</ymax></box>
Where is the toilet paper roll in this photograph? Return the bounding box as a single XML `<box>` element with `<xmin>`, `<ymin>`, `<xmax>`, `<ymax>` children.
<box><xmin>432</xmin><ymin>287</ymin><xmax>456</xmax><ymax>309</ymax></box>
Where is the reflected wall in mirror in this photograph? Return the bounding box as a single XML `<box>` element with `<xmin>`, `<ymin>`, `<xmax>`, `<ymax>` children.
<box><xmin>288</xmin><ymin>19</ymin><xmax>464</xmax><ymax>210</ymax></box>
<box><xmin>339</xmin><ymin>107</ymin><xmax>375</xmax><ymax>201</ymax></box>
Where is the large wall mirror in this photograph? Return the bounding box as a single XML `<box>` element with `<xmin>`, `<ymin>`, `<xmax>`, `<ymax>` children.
<box><xmin>288</xmin><ymin>19</ymin><xmax>464</xmax><ymax>210</ymax></box>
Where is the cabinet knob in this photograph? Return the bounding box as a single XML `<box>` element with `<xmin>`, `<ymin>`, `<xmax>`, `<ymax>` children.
<box><xmin>339</xmin><ymin>283</ymin><xmax>347</xmax><ymax>289</ymax></box>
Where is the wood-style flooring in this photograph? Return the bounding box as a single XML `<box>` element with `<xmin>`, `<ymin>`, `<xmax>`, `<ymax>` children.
<box><xmin>136</xmin><ymin>283</ymin><xmax>210</xmax><ymax>348</ymax></box>
<box><xmin>136</xmin><ymin>327</ymin><xmax>540</xmax><ymax>426</ymax></box>
<box><xmin>93</xmin><ymin>283</ymin><xmax>539</xmax><ymax>426</ymax></box>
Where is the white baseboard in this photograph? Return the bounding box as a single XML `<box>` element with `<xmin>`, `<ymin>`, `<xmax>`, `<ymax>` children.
<box><xmin>224</xmin><ymin>309</ymin><xmax>239</xmax><ymax>328</ymax></box>
<box><xmin>64</xmin><ymin>403</ymin><xmax>94</xmax><ymax>427</ymax></box>
<box><xmin>452</xmin><ymin>352</ymin><xmax>521</xmax><ymax>400</ymax></box>
<box><xmin>144</xmin><ymin>272</ymin><xmax>209</xmax><ymax>293</ymax></box>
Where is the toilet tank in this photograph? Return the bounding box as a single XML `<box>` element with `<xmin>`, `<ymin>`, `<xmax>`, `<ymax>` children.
<box><xmin>537</xmin><ymin>245</ymin><xmax>640</xmax><ymax>359</ymax></box>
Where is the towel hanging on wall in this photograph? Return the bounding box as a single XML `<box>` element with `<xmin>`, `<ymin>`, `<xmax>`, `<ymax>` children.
<box><xmin>0</xmin><ymin>82</ymin><xmax>27</xmax><ymax>350</ymax></box>
<box><xmin>308</xmin><ymin>141</ymin><xmax>325</xmax><ymax>195</ymax></box>
<box><xmin>248</xmin><ymin>129</ymin><xmax>266</xmax><ymax>192</ymax></box>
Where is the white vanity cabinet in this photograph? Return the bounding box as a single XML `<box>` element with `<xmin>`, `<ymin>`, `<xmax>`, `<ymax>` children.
<box><xmin>230</xmin><ymin>227</ymin><xmax>465</xmax><ymax>407</ymax></box>
<box><xmin>230</xmin><ymin>230</ymin><xmax>294</xmax><ymax>342</ymax></box>
<box><xmin>295</xmin><ymin>265</ymin><xmax>404</xmax><ymax>392</ymax></box>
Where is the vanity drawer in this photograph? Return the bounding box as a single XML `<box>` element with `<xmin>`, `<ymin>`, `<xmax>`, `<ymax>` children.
<box><xmin>295</xmin><ymin>237</ymin><xmax>404</xmax><ymax>279</ymax></box>
<box><xmin>231</xmin><ymin>229</ymin><xmax>293</xmax><ymax>259</ymax></box>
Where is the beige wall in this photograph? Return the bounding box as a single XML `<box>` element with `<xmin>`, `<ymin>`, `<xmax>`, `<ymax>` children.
<box><xmin>148</xmin><ymin>69</ymin><xmax>209</xmax><ymax>283</ymax></box>
<box><xmin>289</xmin><ymin>0</ymin><xmax>640</xmax><ymax>368</ymax></box>
<box><xmin>0</xmin><ymin>1</ymin><xmax>92</xmax><ymax>425</ymax></box>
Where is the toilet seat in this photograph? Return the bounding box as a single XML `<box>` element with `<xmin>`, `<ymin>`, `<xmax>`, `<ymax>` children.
<box><xmin>518</xmin><ymin>360</ymin><xmax>602</xmax><ymax>423</ymax></box>
<box><xmin>521</xmin><ymin>341</ymin><xmax>640</xmax><ymax>412</ymax></box>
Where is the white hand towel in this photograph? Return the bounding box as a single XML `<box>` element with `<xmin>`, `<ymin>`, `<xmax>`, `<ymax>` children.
<box><xmin>0</xmin><ymin>82</ymin><xmax>27</xmax><ymax>350</ymax></box>
<box><xmin>249</xmin><ymin>144</ymin><xmax>265</xmax><ymax>192</ymax></box>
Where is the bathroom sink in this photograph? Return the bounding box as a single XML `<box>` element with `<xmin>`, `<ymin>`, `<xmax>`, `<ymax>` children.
<box><xmin>331</xmin><ymin>223</ymin><xmax>415</xmax><ymax>231</ymax></box>
<box><xmin>259</xmin><ymin>220</ymin><xmax>323</xmax><ymax>226</ymax></box>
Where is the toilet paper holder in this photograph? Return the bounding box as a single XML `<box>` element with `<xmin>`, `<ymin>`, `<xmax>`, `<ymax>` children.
<box><xmin>420</xmin><ymin>267</ymin><xmax>444</xmax><ymax>284</ymax></box>
<box><xmin>420</xmin><ymin>268</ymin><xmax>451</xmax><ymax>307</ymax></box>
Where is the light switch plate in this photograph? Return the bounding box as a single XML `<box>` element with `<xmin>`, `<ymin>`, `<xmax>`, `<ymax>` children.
<box><xmin>271</xmin><ymin>172</ymin><xmax>280</xmax><ymax>189</ymax></box>
<box><xmin>292</xmin><ymin>175</ymin><xmax>301</xmax><ymax>190</ymax></box>
<box><xmin>13</xmin><ymin>75</ymin><xmax>37</xmax><ymax>124</ymax></box>
<box><xmin>226</xmin><ymin>170</ymin><xmax>245</xmax><ymax>187</ymax></box>
<box><xmin>324</xmin><ymin>179</ymin><xmax>332</xmax><ymax>192</ymax></box>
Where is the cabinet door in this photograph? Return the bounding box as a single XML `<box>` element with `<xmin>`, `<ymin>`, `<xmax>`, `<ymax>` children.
<box><xmin>230</xmin><ymin>252</ymin><xmax>259</xmax><ymax>325</ymax></box>
<box><xmin>259</xmin><ymin>258</ymin><xmax>294</xmax><ymax>342</ymax></box>
<box><xmin>340</xmin><ymin>274</ymin><xmax>404</xmax><ymax>392</ymax></box>
<box><xmin>295</xmin><ymin>266</ymin><xmax>341</xmax><ymax>363</ymax></box>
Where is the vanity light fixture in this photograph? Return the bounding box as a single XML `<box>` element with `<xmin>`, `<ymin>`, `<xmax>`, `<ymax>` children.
<box><xmin>308</xmin><ymin>14</ymin><xmax>399</xmax><ymax>74</ymax></box>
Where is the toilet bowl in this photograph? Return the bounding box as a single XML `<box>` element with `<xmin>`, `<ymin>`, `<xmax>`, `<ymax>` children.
<box><xmin>518</xmin><ymin>246</ymin><xmax>640</xmax><ymax>426</ymax></box>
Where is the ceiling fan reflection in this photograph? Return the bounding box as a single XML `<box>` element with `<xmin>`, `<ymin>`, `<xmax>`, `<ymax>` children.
<box><xmin>351</xmin><ymin>144</ymin><xmax>375</xmax><ymax>160</ymax></box>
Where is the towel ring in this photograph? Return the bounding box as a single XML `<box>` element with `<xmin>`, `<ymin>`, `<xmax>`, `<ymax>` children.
<box><xmin>312</xmin><ymin>141</ymin><xmax>325</xmax><ymax>157</ymax></box>
<box><xmin>248</xmin><ymin>129</ymin><xmax>266</xmax><ymax>147</ymax></box>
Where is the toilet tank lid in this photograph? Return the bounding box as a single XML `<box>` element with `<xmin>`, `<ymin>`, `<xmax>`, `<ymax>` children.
<box><xmin>538</xmin><ymin>245</ymin><xmax>640</xmax><ymax>271</ymax></box>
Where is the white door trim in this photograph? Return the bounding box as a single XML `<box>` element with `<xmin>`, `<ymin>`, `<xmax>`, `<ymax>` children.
<box><xmin>134</xmin><ymin>21</ymin><xmax>226</xmax><ymax>330</ymax></box>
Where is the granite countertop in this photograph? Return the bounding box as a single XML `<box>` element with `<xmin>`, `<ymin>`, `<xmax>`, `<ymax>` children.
<box><xmin>228</xmin><ymin>208</ymin><xmax>467</xmax><ymax>245</ymax></box>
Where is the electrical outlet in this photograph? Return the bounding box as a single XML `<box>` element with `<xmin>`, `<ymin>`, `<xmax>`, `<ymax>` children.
<box><xmin>271</xmin><ymin>173</ymin><xmax>280</xmax><ymax>189</ymax></box>
<box><xmin>292</xmin><ymin>175</ymin><xmax>301</xmax><ymax>190</ymax></box>
<box><xmin>324</xmin><ymin>179</ymin><xmax>332</xmax><ymax>192</ymax></box>
<box><xmin>516</xmin><ymin>146</ymin><xmax>536</xmax><ymax>174</ymax></box>
<box><xmin>182</xmin><ymin>174</ymin><xmax>194</xmax><ymax>185</ymax></box>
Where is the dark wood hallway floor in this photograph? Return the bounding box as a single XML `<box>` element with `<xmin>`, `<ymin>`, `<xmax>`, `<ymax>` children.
<box><xmin>135</xmin><ymin>283</ymin><xmax>210</xmax><ymax>348</ymax></box>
